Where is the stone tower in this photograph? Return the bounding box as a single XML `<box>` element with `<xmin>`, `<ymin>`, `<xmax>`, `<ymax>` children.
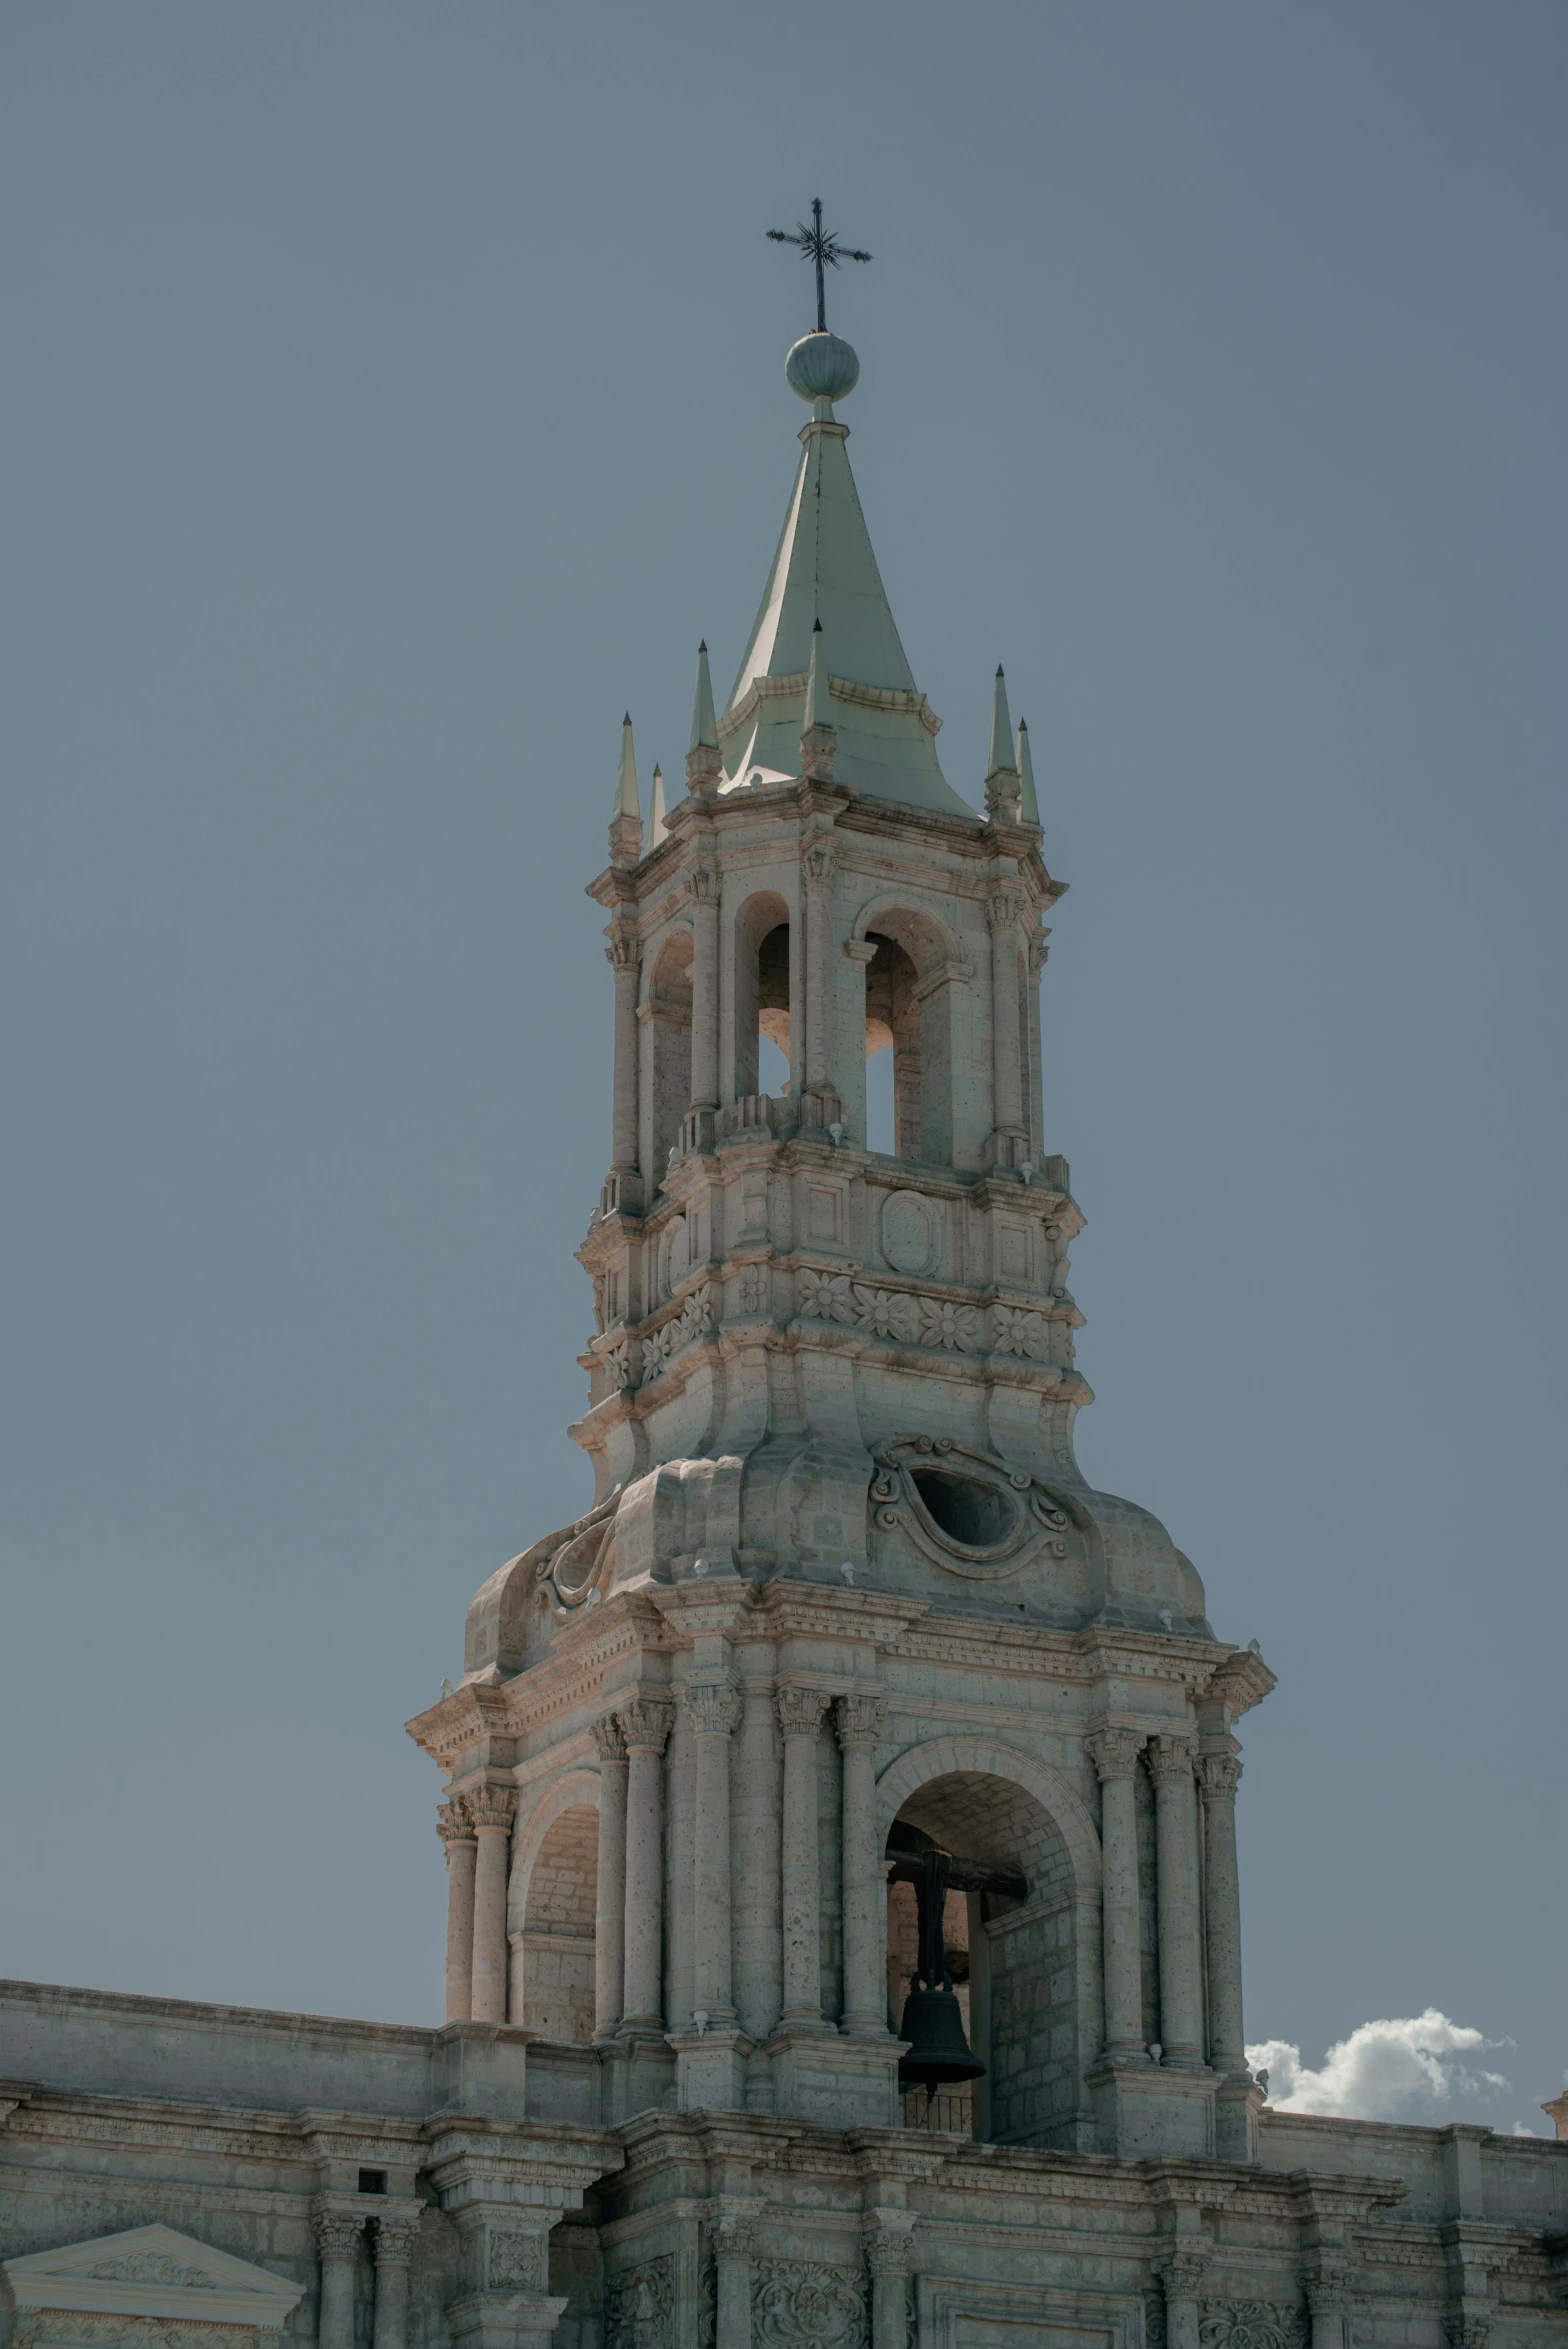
<box><xmin>408</xmin><ymin>322</ymin><xmax>1274</xmax><ymax>2167</ymax></box>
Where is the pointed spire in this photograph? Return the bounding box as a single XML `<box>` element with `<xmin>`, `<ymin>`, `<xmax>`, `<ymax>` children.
<box><xmin>650</xmin><ymin>763</ymin><xmax>668</xmax><ymax>847</ymax></box>
<box><xmin>609</xmin><ymin>712</ymin><xmax>644</xmax><ymax>867</ymax></box>
<box><xmin>1016</xmin><ymin>717</ymin><xmax>1040</xmax><ymax>826</ymax></box>
<box><xmin>686</xmin><ymin>640</ymin><xmax>722</xmax><ymax>792</ymax></box>
<box><xmin>800</xmin><ymin>618</ymin><xmax>837</xmax><ymax>782</ymax></box>
<box><xmin>985</xmin><ymin>666</ymin><xmax>1022</xmax><ymax>821</ymax></box>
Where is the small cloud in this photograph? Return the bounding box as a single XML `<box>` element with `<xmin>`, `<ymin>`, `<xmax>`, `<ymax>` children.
<box><xmin>1246</xmin><ymin>2010</ymin><xmax>1513</xmax><ymax>2122</ymax></box>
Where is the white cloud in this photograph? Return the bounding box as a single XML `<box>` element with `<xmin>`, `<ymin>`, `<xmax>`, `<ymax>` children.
<box><xmin>1246</xmin><ymin>2009</ymin><xmax>1513</xmax><ymax>2122</ymax></box>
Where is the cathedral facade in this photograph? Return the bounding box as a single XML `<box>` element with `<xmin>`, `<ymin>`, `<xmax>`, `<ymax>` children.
<box><xmin>3</xmin><ymin>324</ymin><xmax>1564</xmax><ymax>2349</ymax></box>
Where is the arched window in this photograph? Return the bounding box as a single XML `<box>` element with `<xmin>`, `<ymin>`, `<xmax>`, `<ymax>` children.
<box><xmin>730</xmin><ymin>890</ymin><xmax>792</xmax><ymax>1104</ymax></box>
<box><xmin>646</xmin><ymin>930</ymin><xmax>692</xmax><ymax>1185</ymax></box>
<box><xmin>854</xmin><ymin>907</ymin><xmax>956</xmax><ymax>1165</ymax></box>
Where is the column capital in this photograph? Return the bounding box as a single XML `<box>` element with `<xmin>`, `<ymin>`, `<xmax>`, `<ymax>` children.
<box><xmin>711</xmin><ymin>2215</ymin><xmax>756</xmax><ymax>2264</ymax></box>
<box><xmin>617</xmin><ymin>1694</ymin><xmax>676</xmax><ymax>1753</ymax></box>
<box><xmin>802</xmin><ymin>837</ymin><xmax>838</xmax><ymax>889</ymax></box>
<box><xmin>591</xmin><ymin>1714</ymin><xmax>629</xmax><ymax>1765</ymax></box>
<box><xmin>311</xmin><ymin>2207</ymin><xmax>365</xmax><ymax>2261</ymax></box>
<box><xmin>1305</xmin><ymin>2268</ymin><xmax>1354</xmax><ymax>2317</ymax></box>
<box><xmin>986</xmin><ymin>886</ymin><xmax>1028</xmax><ymax>932</ymax></box>
<box><xmin>776</xmin><ymin>1684</ymin><xmax>832</xmax><ymax>1738</ymax></box>
<box><xmin>1444</xmin><ymin>2322</ymin><xmax>1491</xmax><ymax>2349</ymax></box>
<box><xmin>1146</xmin><ymin>1733</ymin><xmax>1199</xmax><ymax>1789</ymax></box>
<box><xmin>862</xmin><ymin>2228</ymin><xmax>915</xmax><ymax>2279</ymax></box>
<box><xmin>437</xmin><ymin>1795</ymin><xmax>476</xmax><ymax>1851</ymax></box>
<box><xmin>684</xmin><ymin>1677</ymin><xmax>741</xmax><ymax>1737</ymax></box>
<box><xmin>835</xmin><ymin>1692</ymin><xmax>886</xmax><ymax>1749</ymax></box>
<box><xmin>1086</xmin><ymin>1727</ymin><xmax>1146</xmax><ymax>1781</ymax></box>
<box><xmin>1197</xmin><ymin>1750</ymin><xmax>1244</xmax><ymax>1801</ymax></box>
<box><xmin>466</xmin><ymin>1784</ymin><xmax>517</xmax><ymax>1832</ymax></box>
<box><xmin>604</xmin><ymin>934</ymin><xmax>641</xmax><ymax>973</ymax></box>
<box><xmin>371</xmin><ymin>2208</ymin><xmax>423</xmax><ymax>2265</ymax></box>
<box><xmin>1156</xmin><ymin>2246</ymin><xmax>1211</xmax><ymax>2301</ymax></box>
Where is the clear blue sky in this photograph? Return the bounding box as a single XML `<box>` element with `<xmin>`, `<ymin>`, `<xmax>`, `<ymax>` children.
<box><xmin>2</xmin><ymin>1</ymin><xmax>1563</xmax><ymax>2130</ymax></box>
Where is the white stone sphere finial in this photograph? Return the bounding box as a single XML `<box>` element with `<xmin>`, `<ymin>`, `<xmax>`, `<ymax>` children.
<box><xmin>786</xmin><ymin>329</ymin><xmax>860</xmax><ymax>407</ymax></box>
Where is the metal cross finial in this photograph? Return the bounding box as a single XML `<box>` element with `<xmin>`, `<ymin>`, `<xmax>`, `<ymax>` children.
<box><xmin>766</xmin><ymin>197</ymin><xmax>872</xmax><ymax>335</ymax></box>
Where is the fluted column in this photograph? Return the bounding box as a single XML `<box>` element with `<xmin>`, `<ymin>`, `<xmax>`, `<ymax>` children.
<box><xmin>1086</xmin><ymin>1729</ymin><xmax>1147</xmax><ymax>2060</ymax></box>
<box><xmin>777</xmin><ymin>1685</ymin><xmax>831</xmax><ymax>2027</ymax></box>
<box><xmin>713</xmin><ymin>2217</ymin><xmax>755</xmax><ymax>2349</ymax></box>
<box><xmin>438</xmin><ymin>1795</ymin><xmax>477</xmax><ymax>2025</ymax></box>
<box><xmin>801</xmin><ymin>837</ymin><xmax>838</xmax><ymax>1126</ymax></box>
<box><xmin>686</xmin><ymin>1677</ymin><xmax>741</xmax><ymax>2025</ymax></box>
<box><xmin>606</xmin><ymin>935</ymin><xmax>642</xmax><ymax>1181</ymax></box>
<box><xmin>864</xmin><ymin>2230</ymin><xmax>916</xmax><ymax>2349</ymax></box>
<box><xmin>618</xmin><ymin>1696</ymin><xmax>675</xmax><ymax>2032</ymax></box>
<box><xmin>688</xmin><ymin>867</ymin><xmax>720</xmax><ymax>1117</ymax></box>
<box><xmin>1198</xmin><ymin>1744</ymin><xmax>1247</xmax><ymax>2073</ymax></box>
<box><xmin>987</xmin><ymin>887</ymin><xmax>1026</xmax><ymax>1165</ymax></box>
<box><xmin>835</xmin><ymin>1693</ymin><xmax>887</xmax><ymax>2037</ymax></box>
<box><xmin>371</xmin><ymin>2208</ymin><xmax>421</xmax><ymax>2349</ymax></box>
<box><xmin>592</xmin><ymin>1714</ymin><xmax>629</xmax><ymax>2037</ymax></box>
<box><xmin>311</xmin><ymin>2207</ymin><xmax>362</xmax><ymax>2349</ymax></box>
<box><xmin>467</xmin><ymin>1785</ymin><xmax>517</xmax><ymax>2025</ymax></box>
<box><xmin>1147</xmin><ymin>1734</ymin><xmax>1204</xmax><ymax>2066</ymax></box>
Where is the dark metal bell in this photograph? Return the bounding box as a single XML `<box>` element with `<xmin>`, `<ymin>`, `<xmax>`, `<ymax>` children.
<box><xmin>897</xmin><ymin>1985</ymin><xmax>985</xmax><ymax>2090</ymax></box>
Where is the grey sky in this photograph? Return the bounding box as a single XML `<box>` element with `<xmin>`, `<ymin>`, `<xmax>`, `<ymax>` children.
<box><xmin>1</xmin><ymin>1</ymin><xmax>1563</xmax><ymax>2130</ymax></box>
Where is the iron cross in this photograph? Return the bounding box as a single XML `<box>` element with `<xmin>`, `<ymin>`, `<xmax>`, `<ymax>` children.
<box><xmin>766</xmin><ymin>198</ymin><xmax>872</xmax><ymax>334</ymax></box>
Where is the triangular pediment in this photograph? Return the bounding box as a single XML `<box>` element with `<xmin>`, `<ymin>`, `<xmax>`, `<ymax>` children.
<box><xmin>3</xmin><ymin>2225</ymin><xmax>303</xmax><ymax>2327</ymax></box>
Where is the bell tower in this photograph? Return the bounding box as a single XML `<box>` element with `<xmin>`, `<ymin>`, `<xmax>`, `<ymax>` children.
<box><xmin>409</xmin><ymin>319</ymin><xmax>1274</xmax><ymax>2163</ymax></box>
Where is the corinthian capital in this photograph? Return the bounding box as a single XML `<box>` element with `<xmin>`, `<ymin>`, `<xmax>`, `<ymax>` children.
<box><xmin>311</xmin><ymin>2207</ymin><xmax>365</xmax><ymax>2261</ymax></box>
<box><xmin>835</xmin><ymin>1693</ymin><xmax>886</xmax><ymax>1749</ymax></box>
<box><xmin>684</xmin><ymin>1679</ymin><xmax>741</xmax><ymax>1737</ymax></box>
<box><xmin>986</xmin><ymin>887</ymin><xmax>1028</xmax><ymax>932</ymax></box>
<box><xmin>802</xmin><ymin>839</ymin><xmax>837</xmax><ymax>889</ymax></box>
<box><xmin>591</xmin><ymin>1713</ymin><xmax>629</xmax><ymax>1765</ymax></box>
<box><xmin>1198</xmin><ymin>1750</ymin><xmax>1244</xmax><ymax>1801</ymax></box>
<box><xmin>605</xmin><ymin>934</ymin><xmax>641</xmax><ymax>974</ymax></box>
<box><xmin>617</xmin><ymin>1695</ymin><xmax>676</xmax><ymax>1753</ymax></box>
<box><xmin>1146</xmin><ymin>1734</ymin><xmax>1198</xmax><ymax>1789</ymax></box>
<box><xmin>466</xmin><ymin>1784</ymin><xmax>517</xmax><ymax>1833</ymax></box>
<box><xmin>437</xmin><ymin>1794</ymin><xmax>475</xmax><ymax>1850</ymax></box>
<box><xmin>371</xmin><ymin>2208</ymin><xmax>423</xmax><ymax>2266</ymax></box>
<box><xmin>1086</xmin><ymin>1728</ymin><xmax>1145</xmax><ymax>1781</ymax></box>
<box><xmin>775</xmin><ymin>1684</ymin><xmax>831</xmax><ymax>1738</ymax></box>
<box><xmin>862</xmin><ymin>2228</ymin><xmax>914</xmax><ymax>2279</ymax></box>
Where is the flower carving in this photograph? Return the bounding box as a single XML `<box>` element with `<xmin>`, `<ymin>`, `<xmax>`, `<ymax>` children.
<box><xmin>991</xmin><ymin>1305</ymin><xmax>1047</xmax><ymax>1358</ymax></box>
<box><xmin>916</xmin><ymin>1296</ymin><xmax>980</xmax><ymax>1351</ymax></box>
<box><xmin>850</xmin><ymin>1284</ymin><xmax>919</xmax><ymax>1341</ymax></box>
<box><xmin>798</xmin><ymin>1267</ymin><xmax>857</xmax><ymax>1324</ymax></box>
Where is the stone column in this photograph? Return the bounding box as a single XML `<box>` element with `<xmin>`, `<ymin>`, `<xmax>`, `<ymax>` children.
<box><xmin>1198</xmin><ymin>1745</ymin><xmax>1247</xmax><ymax>2073</ymax></box>
<box><xmin>467</xmin><ymin>1785</ymin><xmax>517</xmax><ymax>2025</ymax></box>
<box><xmin>371</xmin><ymin>2208</ymin><xmax>421</xmax><ymax>2349</ymax></box>
<box><xmin>1306</xmin><ymin>2266</ymin><xmax>1353</xmax><ymax>2349</ymax></box>
<box><xmin>712</xmin><ymin>2217</ymin><xmax>754</xmax><ymax>2349</ymax></box>
<box><xmin>311</xmin><ymin>2207</ymin><xmax>362</xmax><ymax>2349</ymax></box>
<box><xmin>777</xmin><ymin>1685</ymin><xmax>831</xmax><ymax>2027</ymax></box>
<box><xmin>1158</xmin><ymin>2248</ymin><xmax>1210</xmax><ymax>2349</ymax></box>
<box><xmin>986</xmin><ymin>888</ymin><xmax>1026</xmax><ymax>1164</ymax></box>
<box><xmin>863</xmin><ymin>2230</ymin><xmax>915</xmax><ymax>2349</ymax></box>
<box><xmin>686</xmin><ymin>1678</ymin><xmax>741</xmax><ymax>2025</ymax></box>
<box><xmin>1086</xmin><ymin>1730</ymin><xmax>1147</xmax><ymax>2059</ymax></box>
<box><xmin>835</xmin><ymin>1693</ymin><xmax>887</xmax><ymax>2037</ymax></box>
<box><xmin>606</xmin><ymin>935</ymin><xmax>642</xmax><ymax>1181</ymax></box>
<box><xmin>733</xmin><ymin>1677</ymin><xmax>783</xmax><ymax>2042</ymax></box>
<box><xmin>592</xmin><ymin>1714</ymin><xmax>630</xmax><ymax>2038</ymax></box>
<box><xmin>801</xmin><ymin>837</ymin><xmax>838</xmax><ymax>1126</ymax></box>
<box><xmin>618</xmin><ymin>1696</ymin><xmax>675</xmax><ymax>2030</ymax></box>
<box><xmin>438</xmin><ymin>1795</ymin><xmax>478</xmax><ymax>2026</ymax></box>
<box><xmin>1147</xmin><ymin>1734</ymin><xmax>1204</xmax><ymax>2066</ymax></box>
<box><xmin>688</xmin><ymin>868</ymin><xmax>720</xmax><ymax>1118</ymax></box>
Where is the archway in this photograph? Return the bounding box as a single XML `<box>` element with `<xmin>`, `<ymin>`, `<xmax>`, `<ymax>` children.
<box><xmin>516</xmin><ymin>1801</ymin><xmax>598</xmax><ymax>2043</ymax></box>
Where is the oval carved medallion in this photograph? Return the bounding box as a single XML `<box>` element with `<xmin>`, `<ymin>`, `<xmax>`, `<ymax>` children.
<box><xmin>881</xmin><ymin>1189</ymin><xmax>939</xmax><ymax>1277</ymax></box>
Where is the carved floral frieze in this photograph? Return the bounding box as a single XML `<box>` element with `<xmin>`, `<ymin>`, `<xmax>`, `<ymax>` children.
<box><xmin>1198</xmin><ymin>2302</ymin><xmax>1309</xmax><ymax>2349</ymax></box>
<box><xmin>751</xmin><ymin>2260</ymin><xmax>869</xmax><ymax>2349</ymax></box>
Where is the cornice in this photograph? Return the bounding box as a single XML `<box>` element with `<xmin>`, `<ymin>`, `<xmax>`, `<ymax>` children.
<box><xmin>405</xmin><ymin>1679</ymin><xmax>517</xmax><ymax>1769</ymax></box>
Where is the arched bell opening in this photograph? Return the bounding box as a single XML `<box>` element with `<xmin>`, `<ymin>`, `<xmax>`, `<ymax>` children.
<box><xmin>646</xmin><ymin>929</ymin><xmax>693</xmax><ymax>1185</ymax></box>
<box><xmin>886</xmin><ymin>1769</ymin><xmax>1081</xmax><ymax>2145</ymax></box>
<box><xmin>518</xmin><ymin>1802</ymin><xmax>598</xmax><ymax>2043</ymax></box>
<box><xmin>730</xmin><ymin>890</ymin><xmax>792</xmax><ymax>1104</ymax></box>
<box><xmin>863</xmin><ymin>932</ymin><xmax>920</xmax><ymax>1160</ymax></box>
<box><xmin>850</xmin><ymin>902</ymin><xmax>958</xmax><ymax>1165</ymax></box>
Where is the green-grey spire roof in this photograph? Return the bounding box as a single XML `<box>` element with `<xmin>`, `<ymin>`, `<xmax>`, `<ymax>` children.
<box><xmin>649</xmin><ymin>763</ymin><xmax>668</xmax><ymax>846</ymax></box>
<box><xmin>718</xmin><ymin>342</ymin><xmax>970</xmax><ymax>816</ymax></box>
<box><xmin>988</xmin><ymin>666</ymin><xmax>1018</xmax><ymax>779</ymax></box>
<box><xmin>689</xmin><ymin>640</ymin><xmax>718</xmax><ymax>753</ymax></box>
<box><xmin>613</xmin><ymin>712</ymin><xmax>639</xmax><ymax>822</ymax></box>
<box><xmin>1016</xmin><ymin>716</ymin><xmax>1040</xmax><ymax>825</ymax></box>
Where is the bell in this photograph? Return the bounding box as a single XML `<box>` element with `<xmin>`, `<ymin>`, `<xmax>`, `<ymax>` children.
<box><xmin>898</xmin><ymin>1984</ymin><xmax>985</xmax><ymax>2089</ymax></box>
<box><xmin>893</xmin><ymin>1848</ymin><xmax>986</xmax><ymax>2092</ymax></box>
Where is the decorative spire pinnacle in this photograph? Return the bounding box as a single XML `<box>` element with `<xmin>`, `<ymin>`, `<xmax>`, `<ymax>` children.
<box><xmin>985</xmin><ymin>666</ymin><xmax>1022</xmax><ymax>821</ymax></box>
<box><xmin>649</xmin><ymin>763</ymin><xmax>668</xmax><ymax>847</ymax></box>
<box><xmin>686</xmin><ymin>641</ymin><xmax>722</xmax><ymax>793</ymax></box>
<box><xmin>609</xmin><ymin>712</ymin><xmax>643</xmax><ymax>867</ymax></box>
<box><xmin>800</xmin><ymin>618</ymin><xmax>836</xmax><ymax>782</ymax></box>
<box><xmin>1016</xmin><ymin>717</ymin><xmax>1040</xmax><ymax>826</ymax></box>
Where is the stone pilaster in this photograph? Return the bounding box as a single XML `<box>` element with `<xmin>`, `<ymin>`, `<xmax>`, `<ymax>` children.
<box><xmin>800</xmin><ymin>837</ymin><xmax>840</xmax><ymax>1129</ymax></box>
<box><xmin>438</xmin><ymin>1796</ymin><xmax>478</xmax><ymax>2026</ymax></box>
<box><xmin>370</xmin><ymin>2207</ymin><xmax>422</xmax><ymax>2349</ymax></box>
<box><xmin>687</xmin><ymin>866</ymin><xmax>720</xmax><ymax>1126</ymax></box>
<box><xmin>1146</xmin><ymin>1733</ymin><xmax>1204</xmax><ymax>2067</ymax></box>
<box><xmin>986</xmin><ymin>886</ymin><xmax>1027</xmax><ymax>1166</ymax></box>
<box><xmin>835</xmin><ymin>1693</ymin><xmax>887</xmax><ymax>2038</ymax></box>
<box><xmin>863</xmin><ymin>2227</ymin><xmax>915</xmax><ymax>2349</ymax></box>
<box><xmin>712</xmin><ymin>2216</ymin><xmax>754</xmax><ymax>2349</ymax></box>
<box><xmin>1304</xmin><ymin>2261</ymin><xmax>1354</xmax><ymax>2349</ymax></box>
<box><xmin>1085</xmin><ymin>1729</ymin><xmax>1147</xmax><ymax>2060</ymax></box>
<box><xmin>685</xmin><ymin>1677</ymin><xmax>741</xmax><ymax>2025</ymax></box>
<box><xmin>1197</xmin><ymin>1744</ymin><xmax>1246</xmax><ymax>2073</ymax></box>
<box><xmin>592</xmin><ymin>1713</ymin><xmax>629</xmax><ymax>2038</ymax></box>
<box><xmin>311</xmin><ymin>2205</ymin><xmax>363</xmax><ymax>2349</ymax></box>
<box><xmin>1156</xmin><ymin>2245</ymin><xmax>1210</xmax><ymax>2349</ymax></box>
<box><xmin>776</xmin><ymin>1685</ymin><xmax>831</xmax><ymax>2027</ymax></box>
<box><xmin>466</xmin><ymin>1785</ymin><xmax>517</xmax><ymax>2025</ymax></box>
<box><xmin>617</xmin><ymin>1695</ymin><xmax>675</xmax><ymax>2034</ymax></box>
<box><xmin>604</xmin><ymin>933</ymin><xmax>642</xmax><ymax>1209</ymax></box>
